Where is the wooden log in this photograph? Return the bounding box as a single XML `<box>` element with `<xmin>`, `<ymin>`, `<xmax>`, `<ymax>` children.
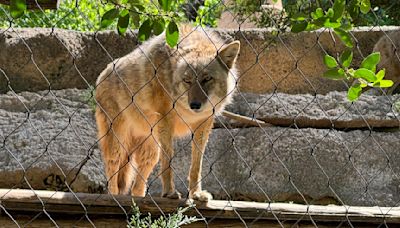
<box><xmin>1</xmin><ymin>189</ymin><xmax>400</xmax><ymax>224</ymax></box>
<box><xmin>0</xmin><ymin>0</ymin><xmax>60</xmax><ymax>10</ymax></box>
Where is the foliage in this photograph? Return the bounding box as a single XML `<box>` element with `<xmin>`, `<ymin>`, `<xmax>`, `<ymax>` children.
<box><xmin>323</xmin><ymin>52</ymin><xmax>393</xmax><ymax>101</ymax></box>
<box><xmin>290</xmin><ymin>0</ymin><xmax>394</xmax><ymax>101</ymax></box>
<box><xmin>195</xmin><ymin>0</ymin><xmax>223</xmax><ymax>28</ymax></box>
<box><xmin>1</xmin><ymin>0</ymin><xmax>112</xmax><ymax>31</ymax></box>
<box><xmin>127</xmin><ymin>201</ymin><xmax>201</xmax><ymax>228</ymax></box>
<box><xmin>230</xmin><ymin>0</ymin><xmax>400</xmax><ymax>30</ymax></box>
<box><xmin>0</xmin><ymin>0</ymin><xmax>222</xmax><ymax>46</ymax></box>
<box><xmin>229</xmin><ymin>0</ymin><xmax>288</xmax><ymax>30</ymax></box>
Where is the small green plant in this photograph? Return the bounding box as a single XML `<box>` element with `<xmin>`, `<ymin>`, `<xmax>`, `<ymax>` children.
<box><xmin>323</xmin><ymin>51</ymin><xmax>393</xmax><ymax>101</ymax></box>
<box><xmin>128</xmin><ymin>201</ymin><xmax>201</xmax><ymax>228</ymax></box>
<box><xmin>81</xmin><ymin>85</ymin><xmax>96</xmax><ymax>112</ymax></box>
<box><xmin>291</xmin><ymin>0</ymin><xmax>394</xmax><ymax>101</ymax></box>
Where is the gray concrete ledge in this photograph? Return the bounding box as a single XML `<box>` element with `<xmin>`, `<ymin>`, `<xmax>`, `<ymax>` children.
<box><xmin>1</xmin><ymin>26</ymin><xmax>399</xmax><ymax>94</ymax></box>
<box><xmin>225</xmin><ymin>91</ymin><xmax>400</xmax><ymax>129</ymax></box>
<box><xmin>1</xmin><ymin>89</ymin><xmax>400</xmax><ymax>206</ymax></box>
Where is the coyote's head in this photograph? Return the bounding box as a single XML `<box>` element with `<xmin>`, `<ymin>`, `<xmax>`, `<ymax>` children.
<box><xmin>172</xmin><ymin>40</ymin><xmax>240</xmax><ymax>114</ymax></box>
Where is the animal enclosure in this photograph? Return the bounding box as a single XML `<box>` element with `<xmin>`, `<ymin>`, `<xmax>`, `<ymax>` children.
<box><xmin>1</xmin><ymin>0</ymin><xmax>400</xmax><ymax>227</ymax></box>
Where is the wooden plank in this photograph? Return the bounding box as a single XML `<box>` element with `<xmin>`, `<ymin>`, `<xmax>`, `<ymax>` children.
<box><xmin>1</xmin><ymin>189</ymin><xmax>400</xmax><ymax>224</ymax></box>
<box><xmin>0</xmin><ymin>0</ymin><xmax>60</xmax><ymax>10</ymax></box>
<box><xmin>2</xmin><ymin>216</ymin><xmax>375</xmax><ymax>228</ymax></box>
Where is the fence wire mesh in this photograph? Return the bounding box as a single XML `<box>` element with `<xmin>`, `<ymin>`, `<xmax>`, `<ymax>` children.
<box><xmin>1</xmin><ymin>0</ymin><xmax>400</xmax><ymax>227</ymax></box>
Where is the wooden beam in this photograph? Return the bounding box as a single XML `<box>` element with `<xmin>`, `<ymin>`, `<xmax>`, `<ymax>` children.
<box><xmin>1</xmin><ymin>189</ymin><xmax>400</xmax><ymax>224</ymax></box>
<box><xmin>0</xmin><ymin>0</ymin><xmax>60</xmax><ymax>10</ymax></box>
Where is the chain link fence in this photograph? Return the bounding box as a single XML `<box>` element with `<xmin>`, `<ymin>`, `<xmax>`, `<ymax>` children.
<box><xmin>1</xmin><ymin>0</ymin><xmax>400</xmax><ymax>227</ymax></box>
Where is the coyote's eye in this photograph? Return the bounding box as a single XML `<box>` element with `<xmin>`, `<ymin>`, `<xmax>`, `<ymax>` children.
<box><xmin>183</xmin><ymin>78</ymin><xmax>192</xmax><ymax>84</ymax></box>
<box><xmin>202</xmin><ymin>76</ymin><xmax>213</xmax><ymax>83</ymax></box>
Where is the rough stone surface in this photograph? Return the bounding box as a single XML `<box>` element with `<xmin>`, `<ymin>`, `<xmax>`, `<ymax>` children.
<box><xmin>225</xmin><ymin>91</ymin><xmax>400</xmax><ymax>128</ymax></box>
<box><xmin>0</xmin><ymin>29</ymin><xmax>137</xmax><ymax>94</ymax></box>
<box><xmin>0</xmin><ymin>89</ymin><xmax>105</xmax><ymax>193</ymax></box>
<box><xmin>1</xmin><ymin>89</ymin><xmax>400</xmax><ymax>206</ymax></box>
<box><xmin>1</xmin><ymin>27</ymin><xmax>399</xmax><ymax>94</ymax></box>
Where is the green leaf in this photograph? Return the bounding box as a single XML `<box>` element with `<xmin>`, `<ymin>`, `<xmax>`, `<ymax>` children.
<box><xmin>306</xmin><ymin>22</ymin><xmax>320</xmax><ymax>31</ymax></box>
<box><xmin>323</xmin><ymin>20</ymin><xmax>341</xmax><ymax>28</ymax></box>
<box><xmin>166</xmin><ymin>21</ymin><xmax>179</xmax><ymax>47</ymax></box>
<box><xmin>323</xmin><ymin>55</ymin><xmax>338</xmax><ymax>69</ymax></box>
<box><xmin>131</xmin><ymin>12</ymin><xmax>140</xmax><ymax>28</ymax></box>
<box><xmin>348</xmin><ymin>0</ymin><xmax>359</xmax><ymax>18</ymax></box>
<box><xmin>332</xmin><ymin>0</ymin><xmax>345</xmax><ymax>21</ymax></box>
<box><xmin>340</xmin><ymin>49</ymin><xmax>353</xmax><ymax>68</ymax></box>
<box><xmin>291</xmin><ymin>21</ymin><xmax>308</xmax><ymax>33</ymax></box>
<box><xmin>314</xmin><ymin>17</ymin><xmax>328</xmax><ymax>27</ymax></box>
<box><xmin>101</xmin><ymin>8</ymin><xmax>119</xmax><ymax>28</ymax></box>
<box><xmin>348</xmin><ymin>84</ymin><xmax>362</xmax><ymax>101</ymax></box>
<box><xmin>138</xmin><ymin>19</ymin><xmax>152</xmax><ymax>41</ymax></box>
<box><xmin>323</xmin><ymin>68</ymin><xmax>345</xmax><ymax>80</ymax></box>
<box><xmin>326</xmin><ymin>8</ymin><xmax>334</xmax><ymax>18</ymax></box>
<box><xmin>10</xmin><ymin>0</ymin><xmax>26</xmax><ymax>19</ymax></box>
<box><xmin>158</xmin><ymin>0</ymin><xmax>172</xmax><ymax>11</ymax></box>
<box><xmin>152</xmin><ymin>18</ymin><xmax>165</xmax><ymax>35</ymax></box>
<box><xmin>120</xmin><ymin>9</ymin><xmax>129</xmax><ymax>17</ymax></box>
<box><xmin>334</xmin><ymin>28</ymin><xmax>353</xmax><ymax>48</ymax></box>
<box><xmin>292</xmin><ymin>13</ymin><xmax>308</xmax><ymax>21</ymax></box>
<box><xmin>379</xmin><ymin>80</ymin><xmax>393</xmax><ymax>88</ymax></box>
<box><xmin>360</xmin><ymin>52</ymin><xmax>380</xmax><ymax>71</ymax></box>
<box><xmin>376</xmin><ymin>69</ymin><xmax>385</xmax><ymax>81</ymax></box>
<box><xmin>315</xmin><ymin>8</ymin><xmax>324</xmax><ymax>18</ymax></box>
<box><xmin>360</xmin><ymin>0</ymin><xmax>371</xmax><ymax>14</ymax></box>
<box><xmin>354</xmin><ymin>68</ymin><xmax>377</xmax><ymax>82</ymax></box>
<box><xmin>133</xmin><ymin>4</ymin><xmax>145</xmax><ymax>11</ymax></box>
<box><xmin>117</xmin><ymin>10</ymin><xmax>130</xmax><ymax>35</ymax></box>
<box><xmin>375</xmin><ymin>80</ymin><xmax>394</xmax><ymax>88</ymax></box>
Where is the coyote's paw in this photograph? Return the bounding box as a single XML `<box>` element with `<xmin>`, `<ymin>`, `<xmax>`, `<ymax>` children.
<box><xmin>191</xmin><ymin>190</ymin><xmax>213</xmax><ymax>202</ymax></box>
<box><xmin>162</xmin><ymin>190</ymin><xmax>182</xmax><ymax>199</ymax></box>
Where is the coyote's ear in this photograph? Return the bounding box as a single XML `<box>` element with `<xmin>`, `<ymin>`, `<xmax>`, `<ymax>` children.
<box><xmin>218</xmin><ymin>41</ymin><xmax>240</xmax><ymax>69</ymax></box>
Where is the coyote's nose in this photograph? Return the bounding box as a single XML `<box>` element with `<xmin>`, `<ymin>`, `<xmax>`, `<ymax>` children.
<box><xmin>190</xmin><ymin>101</ymin><xmax>202</xmax><ymax>110</ymax></box>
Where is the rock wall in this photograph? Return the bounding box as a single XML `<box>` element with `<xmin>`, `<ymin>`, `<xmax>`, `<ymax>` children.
<box><xmin>1</xmin><ymin>89</ymin><xmax>399</xmax><ymax>206</ymax></box>
<box><xmin>1</xmin><ymin>27</ymin><xmax>398</xmax><ymax>94</ymax></box>
<box><xmin>1</xmin><ymin>27</ymin><xmax>400</xmax><ymax>206</ymax></box>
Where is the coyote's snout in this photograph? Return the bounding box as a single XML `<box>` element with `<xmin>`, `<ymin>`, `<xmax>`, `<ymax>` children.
<box><xmin>95</xmin><ymin>24</ymin><xmax>240</xmax><ymax>201</ymax></box>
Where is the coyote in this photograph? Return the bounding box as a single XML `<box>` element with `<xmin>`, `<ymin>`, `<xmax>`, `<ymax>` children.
<box><xmin>95</xmin><ymin>24</ymin><xmax>240</xmax><ymax>201</ymax></box>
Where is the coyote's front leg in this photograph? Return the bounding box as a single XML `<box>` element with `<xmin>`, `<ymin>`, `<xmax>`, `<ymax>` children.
<box><xmin>158</xmin><ymin>117</ymin><xmax>182</xmax><ymax>199</ymax></box>
<box><xmin>189</xmin><ymin>117</ymin><xmax>214</xmax><ymax>201</ymax></box>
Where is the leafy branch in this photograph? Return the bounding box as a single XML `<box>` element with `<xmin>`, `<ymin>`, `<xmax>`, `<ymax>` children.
<box><xmin>291</xmin><ymin>0</ymin><xmax>394</xmax><ymax>101</ymax></box>
<box><xmin>100</xmin><ymin>0</ymin><xmax>181</xmax><ymax>47</ymax></box>
<box><xmin>323</xmin><ymin>51</ymin><xmax>393</xmax><ymax>101</ymax></box>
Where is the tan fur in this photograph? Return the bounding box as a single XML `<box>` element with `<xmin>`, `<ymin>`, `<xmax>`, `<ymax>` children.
<box><xmin>95</xmin><ymin>24</ymin><xmax>240</xmax><ymax>201</ymax></box>
<box><xmin>373</xmin><ymin>31</ymin><xmax>400</xmax><ymax>94</ymax></box>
